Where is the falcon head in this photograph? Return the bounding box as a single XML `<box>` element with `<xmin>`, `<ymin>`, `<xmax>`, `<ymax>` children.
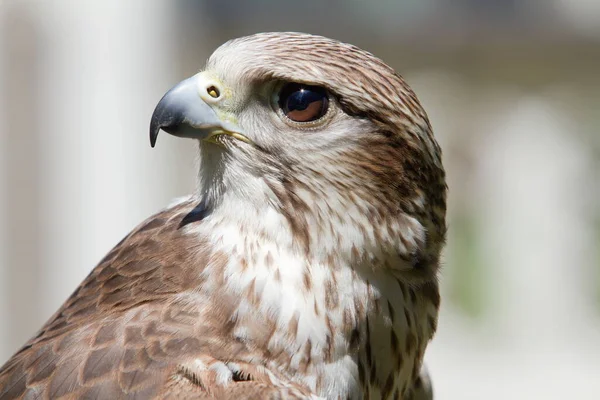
<box><xmin>151</xmin><ymin>32</ymin><xmax>446</xmax><ymax>279</ymax></box>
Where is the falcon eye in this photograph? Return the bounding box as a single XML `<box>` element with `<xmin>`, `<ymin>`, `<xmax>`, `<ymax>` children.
<box><xmin>278</xmin><ymin>83</ymin><xmax>329</xmax><ymax>123</ymax></box>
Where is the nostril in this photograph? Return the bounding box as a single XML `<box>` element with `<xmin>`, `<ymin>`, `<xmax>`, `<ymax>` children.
<box><xmin>207</xmin><ymin>85</ymin><xmax>220</xmax><ymax>99</ymax></box>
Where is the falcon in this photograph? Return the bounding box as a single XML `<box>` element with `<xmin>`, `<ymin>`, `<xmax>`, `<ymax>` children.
<box><xmin>0</xmin><ymin>32</ymin><xmax>446</xmax><ymax>399</ymax></box>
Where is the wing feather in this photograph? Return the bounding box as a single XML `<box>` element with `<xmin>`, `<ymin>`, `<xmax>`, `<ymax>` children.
<box><xmin>0</xmin><ymin>198</ymin><xmax>313</xmax><ymax>399</ymax></box>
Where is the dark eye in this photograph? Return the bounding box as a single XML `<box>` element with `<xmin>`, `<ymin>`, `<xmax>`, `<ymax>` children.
<box><xmin>278</xmin><ymin>83</ymin><xmax>329</xmax><ymax>123</ymax></box>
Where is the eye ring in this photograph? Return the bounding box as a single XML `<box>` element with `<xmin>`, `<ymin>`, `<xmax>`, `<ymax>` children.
<box><xmin>277</xmin><ymin>83</ymin><xmax>329</xmax><ymax>123</ymax></box>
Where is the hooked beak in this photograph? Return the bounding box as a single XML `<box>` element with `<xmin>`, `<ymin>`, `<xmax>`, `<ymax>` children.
<box><xmin>149</xmin><ymin>74</ymin><xmax>251</xmax><ymax>148</ymax></box>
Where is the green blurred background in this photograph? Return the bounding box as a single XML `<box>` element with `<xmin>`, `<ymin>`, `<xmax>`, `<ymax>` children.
<box><xmin>1</xmin><ymin>1</ymin><xmax>599</xmax><ymax>398</ymax></box>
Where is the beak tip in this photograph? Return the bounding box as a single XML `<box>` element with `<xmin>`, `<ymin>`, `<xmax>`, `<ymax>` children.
<box><xmin>149</xmin><ymin>113</ymin><xmax>162</xmax><ymax>148</ymax></box>
<box><xmin>149</xmin><ymin>128</ymin><xmax>157</xmax><ymax>148</ymax></box>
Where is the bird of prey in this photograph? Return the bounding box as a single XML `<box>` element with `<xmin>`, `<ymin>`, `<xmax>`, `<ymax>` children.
<box><xmin>0</xmin><ymin>32</ymin><xmax>446</xmax><ymax>399</ymax></box>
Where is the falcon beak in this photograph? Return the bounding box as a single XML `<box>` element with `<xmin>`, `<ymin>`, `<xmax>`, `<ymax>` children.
<box><xmin>149</xmin><ymin>74</ymin><xmax>250</xmax><ymax>148</ymax></box>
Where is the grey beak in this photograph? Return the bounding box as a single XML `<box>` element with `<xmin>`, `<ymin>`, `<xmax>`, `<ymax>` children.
<box><xmin>149</xmin><ymin>75</ymin><xmax>225</xmax><ymax>148</ymax></box>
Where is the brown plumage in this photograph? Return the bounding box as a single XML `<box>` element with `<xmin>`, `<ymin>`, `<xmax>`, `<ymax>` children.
<box><xmin>0</xmin><ymin>32</ymin><xmax>446</xmax><ymax>399</ymax></box>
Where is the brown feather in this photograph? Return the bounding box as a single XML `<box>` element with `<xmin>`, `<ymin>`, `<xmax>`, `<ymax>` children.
<box><xmin>0</xmin><ymin>199</ymin><xmax>313</xmax><ymax>399</ymax></box>
<box><xmin>0</xmin><ymin>32</ymin><xmax>446</xmax><ymax>400</ymax></box>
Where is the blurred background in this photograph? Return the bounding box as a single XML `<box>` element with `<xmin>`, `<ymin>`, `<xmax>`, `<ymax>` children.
<box><xmin>1</xmin><ymin>0</ymin><xmax>599</xmax><ymax>398</ymax></box>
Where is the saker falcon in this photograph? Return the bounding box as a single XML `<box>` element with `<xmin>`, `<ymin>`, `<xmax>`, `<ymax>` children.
<box><xmin>0</xmin><ymin>32</ymin><xmax>447</xmax><ymax>399</ymax></box>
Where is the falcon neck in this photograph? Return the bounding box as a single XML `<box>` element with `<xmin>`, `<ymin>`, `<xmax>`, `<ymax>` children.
<box><xmin>184</xmin><ymin>192</ymin><xmax>435</xmax><ymax>399</ymax></box>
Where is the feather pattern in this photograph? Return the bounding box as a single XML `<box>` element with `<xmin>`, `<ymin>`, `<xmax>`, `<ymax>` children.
<box><xmin>0</xmin><ymin>32</ymin><xmax>446</xmax><ymax>400</ymax></box>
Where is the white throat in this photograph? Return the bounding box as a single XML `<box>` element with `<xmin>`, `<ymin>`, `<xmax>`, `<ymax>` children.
<box><xmin>186</xmin><ymin>146</ymin><xmax>432</xmax><ymax>399</ymax></box>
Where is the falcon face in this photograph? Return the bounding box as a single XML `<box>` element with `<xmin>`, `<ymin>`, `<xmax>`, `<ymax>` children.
<box><xmin>1</xmin><ymin>33</ymin><xmax>446</xmax><ymax>400</ymax></box>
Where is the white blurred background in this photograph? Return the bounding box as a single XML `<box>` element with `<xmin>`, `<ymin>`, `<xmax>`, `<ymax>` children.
<box><xmin>1</xmin><ymin>1</ymin><xmax>599</xmax><ymax>399</ymax></box>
